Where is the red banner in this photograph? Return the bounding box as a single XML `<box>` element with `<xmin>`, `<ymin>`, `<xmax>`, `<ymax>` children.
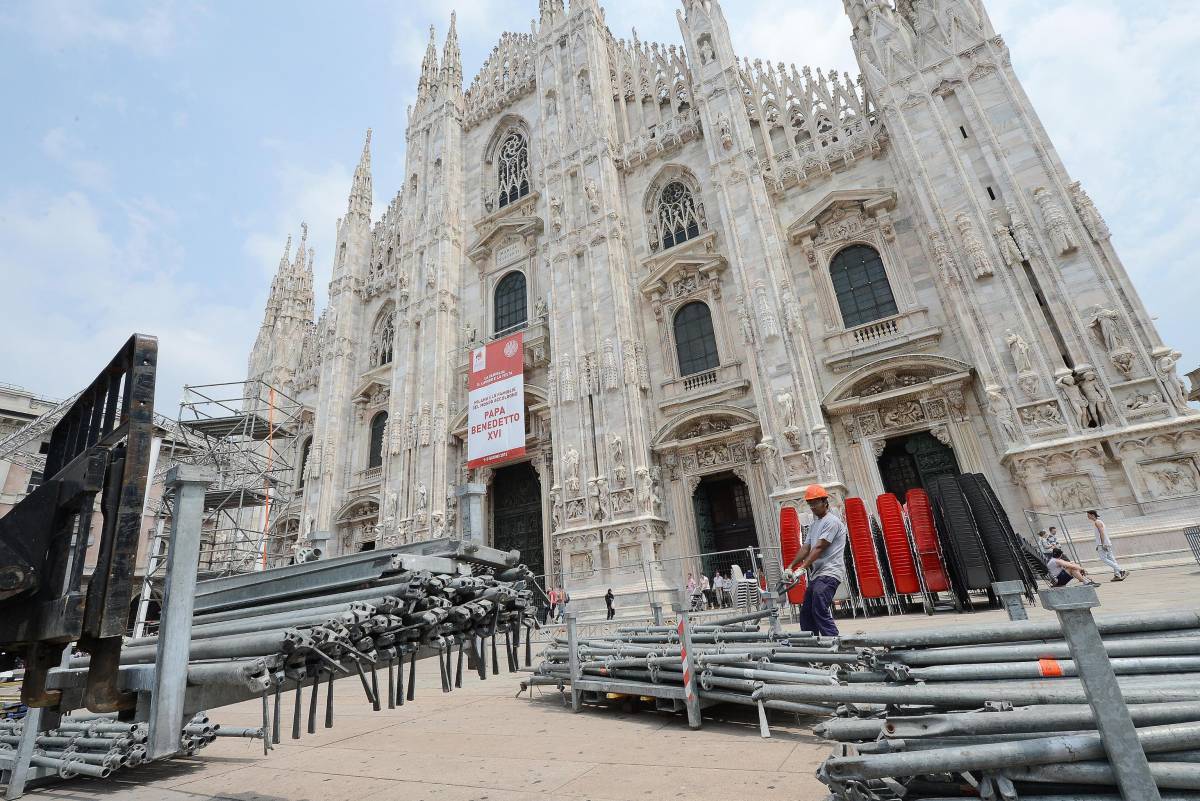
<box><xmin>466</xmin><ymin>332</ymin><xmax>525</xmax><ymax>469</ymax></box>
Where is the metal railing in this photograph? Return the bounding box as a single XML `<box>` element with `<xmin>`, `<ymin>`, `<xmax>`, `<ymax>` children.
<box><xmin>1024</xmin><ymin>492</ymin><xmax>1200</xmax><ymax>571</ymax></box>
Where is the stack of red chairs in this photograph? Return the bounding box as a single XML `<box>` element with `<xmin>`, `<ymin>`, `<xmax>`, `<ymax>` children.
<box><xmin>844</xmin><ymin>497</ymin><xmax>885</xmax><ymax>599</ymax></box>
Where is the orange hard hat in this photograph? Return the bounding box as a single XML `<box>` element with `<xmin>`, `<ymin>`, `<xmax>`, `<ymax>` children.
<box><xmin>804</xmin><ymin>484</ymin><xmax>830</xmax><ymax>502</ymax></box>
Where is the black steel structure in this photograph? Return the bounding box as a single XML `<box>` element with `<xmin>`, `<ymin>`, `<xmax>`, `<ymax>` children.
<box><xmin>0</xmin><ymin>334</ymin><xmax>157</xmax><ymax>712</ymax></box>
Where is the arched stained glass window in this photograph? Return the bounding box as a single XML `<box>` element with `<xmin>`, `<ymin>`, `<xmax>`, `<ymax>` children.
<box><xmin>829</xmin><ymin>245</ymin><xmax>898</xmax><ymax>329</ymax></box>
<box><xmin>657</xmin><ymin>181</ymin><xmax>702</xmax><ymax>251</ymax></box>
<box><xmin>673</xmin><ymin>301</ymin><xmax>719</xmax><ymax>376</ymax></box>
<box><xmin>371</xmin><ymin>309</ymin><xmax>395</xmax><ymax>367</ymax></box>
<box><xmin>368</xmin><ymin>412</ymin><xmax>387</xmax><ymax>469</ymax></box>
<box><xmin>494</xmin><ymin>271</ymin><xmax>528</xmax><ymax>334</ymax></box>
<box><xmin>497</xmin><ymin>132</ymin><xmax>530</xmax><ymax>208</ymax></box>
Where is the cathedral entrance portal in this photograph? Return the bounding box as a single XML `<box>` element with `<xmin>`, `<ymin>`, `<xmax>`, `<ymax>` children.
<box><xmin>877</xmin><ymin>431</ymin><xmax>959</xmax><ymax>499</ymax></box>
<box><xmin>490</xmin><ymin>462</ymin><xmax>544</xmax><ymax>578</ymax></box>
<box><xmin>692</xmin><ymin>471</ymin><xmax>758</xmax><ymax>568</ymax></box>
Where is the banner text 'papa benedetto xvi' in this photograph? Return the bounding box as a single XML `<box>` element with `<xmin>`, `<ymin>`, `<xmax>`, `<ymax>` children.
<box><xmin>467</xmin><ymin>332</ymin><xmax>525</xmax><ymax>469</ymax></box>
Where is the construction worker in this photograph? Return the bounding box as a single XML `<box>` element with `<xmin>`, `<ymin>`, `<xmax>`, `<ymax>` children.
<box><xmin>782</xmin><ymin>484</ymin><xmax>847</xmax><ymax>636</ymax></box>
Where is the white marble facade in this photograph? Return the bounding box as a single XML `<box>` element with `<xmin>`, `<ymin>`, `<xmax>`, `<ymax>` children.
<box><xmin>247</xmin><ymin>0</ymin><xmax>1198</xmax><ymax>590</ymax></box>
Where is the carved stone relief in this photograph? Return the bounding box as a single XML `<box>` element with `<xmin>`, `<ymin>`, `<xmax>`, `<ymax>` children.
<box><xmin>990</xmin><ymin>208</ymin><xmax>1025</xmax><ymax>268</ymax></box>
<box><xmin>1141</xmin><ymin>458</ymin><xmax>1199</xmax><ymax>499</ymax></box>
<box><xmin>955</xmin><ymin>212</ymin><xmax>994</xmax><ymax>279</ymax></box>
<box><xmin>1048</xmin><ymin>475</ymin><xmax>1098</xmax><ymax>510</ymax></box>
<box><xmin>1033</xmin><ymin>187</ymin><xmax>1078</xmax><ymax>256</ymax></box>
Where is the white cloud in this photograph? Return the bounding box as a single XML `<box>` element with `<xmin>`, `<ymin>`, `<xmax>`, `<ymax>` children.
<box><xmin>18</xmin><ymin>0</ymin><xmax>179</xmax><ymax>58</ymax></box>
<box><xmin>40</xmin><ymin>127</ymin><xmax>112</xmax><ymax>190</ymax></box>
<box><xmin>0</xmin><ymin>189</ymin><xmax>257</xmax><ymax>410</ymax></box>
<box><xmin>993</xmin><ymin>0</ymin><xmax>1200</xmax><ymax>369</ymax></box>
<box><xmin>88</xmin><ymin>91</ymin><xmax>129</xmax><ymax>115</ymax></box>
<box><xmin>242</xmin><ymin>159</ymin><xmax>356</xmax><ymax>314</ymax></box>
<box><xmin>727</xmin><ymin>2</ymin><xmax>856</xmax><ymax>73</ymax></box>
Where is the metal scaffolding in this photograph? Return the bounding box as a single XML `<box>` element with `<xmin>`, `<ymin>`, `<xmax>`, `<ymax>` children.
<box><xmin>141</xmin><ymin>380</ymin><xmax>303</xmax><ymax>592</ymax></box>
<box><xmin>0</xmin><ymin>391</ymin><xmax>81</xmax><ymax>473</ymax></box>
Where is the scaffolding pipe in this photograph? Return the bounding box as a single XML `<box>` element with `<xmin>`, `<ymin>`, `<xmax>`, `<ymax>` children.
<box><xmin>821</xmin><ymin>721</ymin><xmax>1200</xmax><ymax>782</ymax></box>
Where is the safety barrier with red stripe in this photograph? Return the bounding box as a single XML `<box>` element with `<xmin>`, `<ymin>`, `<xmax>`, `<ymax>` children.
<box><xmin>778</xmin><ymin>506</ymin><xmax>807</xmax><ymax>603</ymax></box>
<box><xmin>905</xmin><ymin>488</ymin><xmax>951</xmax><ymax>592</ymax></box>
<box><xmin>677</xmin><ymin>616</ymin><xmax>696</xmax><ymax>704</ymax></box>
<box><xmin>876</xmin><ymin>493</ymin><xmax>921</xmax><ymax>595</ymax></box>
<box><xmin>845</xmin><ymin>497</ymin><xmax>886</xmax><ymax>599</ymax></box>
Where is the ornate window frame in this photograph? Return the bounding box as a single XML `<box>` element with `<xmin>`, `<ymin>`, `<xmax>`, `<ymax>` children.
<box><xmin>828</xmin><ymin>244</ymin><xmax>899</xmax><ymax>329</ymax></box>
<box><xmin>367</xmin><ymin>410</ymin><xmax>388</xmax><ymax>470</ymax></box>
<box><xmin>643</xmin><ymin>165</ymin><xmax>708</xmax><ymax>256</ymax></box>
<box><xmin>369</xmin><ymin>304</ymin><xmax>396</xmax><ymax>368</ymax></box>
<box><xmin>492</xmin><ymin>268</ymin><xmax>529</xmax><ymax>337</ymax></box>
<box><xmin>482</xmin><ymin>116</ymin><xmax>534</xmax><ymax>217</ymax></box>
<box><xmin>640</xmin><ymin>246</ymin><xmax>730</xmax><ymax>382</ymax></box>
<box><xmin>672</xmin><ymin>300</ymin><xmax>721</xmax><ymax>377</ymax></box>
<box><xmin>788</xmin><ymin>190</ymin><xmax>939</xmax><ymax>372</ymax></box>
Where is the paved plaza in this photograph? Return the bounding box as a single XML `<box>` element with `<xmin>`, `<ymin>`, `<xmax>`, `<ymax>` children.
<box><xmin>20</xmin><ymin>564</ymin><xmax>1199</xmax><ymax>801</ymax></box>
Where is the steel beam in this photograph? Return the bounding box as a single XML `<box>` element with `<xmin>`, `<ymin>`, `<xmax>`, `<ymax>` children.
<box><xmin>145</xmin><ymin>466</ymin><xmax>209</xmax><ymax>760</ymax></box>
<box><xmin>1041</xmin><ymin>584</ymin><xmax>1162</xmax><ymax>801</ymax></box>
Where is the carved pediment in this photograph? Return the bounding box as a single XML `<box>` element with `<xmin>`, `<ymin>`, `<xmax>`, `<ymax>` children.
<box><xmin>639</xmin><ymin>231</ymin><xmax>725</xmax><ymax>299</ymax></box>
<box><xmin>651</xmin><ymin>404</ymin><xmax>759</xmax><ymax>449</ymax></box>
<box><xmin>787</xmin><ymin>189</ymin><xmax>898</xmax><ymax>244</ymax></box>
<box><xmin>352</xmin><ymin>376</ymin><xmax>390</xmax><ymax>407</ymax></box>
<box><xmin>335</xmin><ymin>496</ymin><xmax>379</xmax><ymax>523</ymax></box>
<box><xmin>822</xmin><ymin>353</ymin><xmax>973</xmax><ymax>413</ymax></box>
<box><xmin>467</xmin><ymin>191</ymin><xmax>543</xmax><ymax>263</ymax></box>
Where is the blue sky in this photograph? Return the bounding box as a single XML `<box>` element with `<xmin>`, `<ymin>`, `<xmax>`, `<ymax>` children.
<box><xmin>1</xmin><ymin>0</ymin><xmax>1197</xmax><ymax>411</ymax></box>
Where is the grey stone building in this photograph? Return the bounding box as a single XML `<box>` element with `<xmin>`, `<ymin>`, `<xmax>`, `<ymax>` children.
<box><xmin>246</xmin><ymin>0</ymin><xmax>1198</xmax><ymax>598</ymax></box>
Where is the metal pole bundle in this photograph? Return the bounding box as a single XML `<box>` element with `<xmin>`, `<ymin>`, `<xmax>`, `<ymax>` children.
<box><xmin>803</xmin><ymin>594</ymin><xmax>1200</xmax><ymax>800</ymax></box>
<box><xmin>0</xmin><ymin>713</ymin><xmax>229</xmax><ymax>782</ymax></box>
<box><xmin>527</xmin><ymin>592</ymin><xmax>1200</xmax><ymax>798</ymax></box>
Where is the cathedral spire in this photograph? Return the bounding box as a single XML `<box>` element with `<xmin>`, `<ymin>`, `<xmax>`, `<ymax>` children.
<box><xmin>539</xmin><ymin>0</ymin><xmax>564</xmax><ymax>26</ymax></box>
<box><xmin>348</xmin><ymin>129</ymin><xmax>373</xmax><ymax>222</ymax></box>
<box><xmin>418</xmin><ymin>25</ymin><xmax>439</xmax><ymax>99</ymax></box>
<box><xmin>294</xmin><ymin>222</ymin><xmax>308</xmax><ymax>273</ymax></box>
<box><xmin>441</xmin><ymin>12</ymin><xmax>462</xmax><ymax>90</ymax></box>
<box><xmin>277</xmin><ymin>234</ymin><xmax>292</xmax><ymax>274</ymax></box>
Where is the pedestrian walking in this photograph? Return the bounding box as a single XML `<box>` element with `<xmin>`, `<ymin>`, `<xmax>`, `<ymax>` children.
<box><xmin>701</xmin><ymin>573</ymin><xmax>715</xmax><ymax>609</ymax></box>
<box><xmin>604</xmin><ymin>588</ymin><xmax>615</xmax><ymax>620</ymax></box>
<box><xmin>783</xmin><ymin>484</ymin><xmax>847</xmax><ymax>637</ymax></box>
<box><xmin>548</xmin><ymin>587</ymin><xmax>559</xmax><ymax>622</ymax></box>
<box><xmin>1087</xmin><ymin>510</ymin><xmax>1129</xmax><ymax>581</ymax></box>
<box><xmin>1047</xmin><ymin>547</ymin><xmax>1100</xmax><ymax>588</ymax></box>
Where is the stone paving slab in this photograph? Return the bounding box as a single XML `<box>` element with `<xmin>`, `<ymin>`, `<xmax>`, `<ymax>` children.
<box><xmin>15</xmin><ymin>564</ymin><xmax>1197</xmax><ymax>801</ymax></box>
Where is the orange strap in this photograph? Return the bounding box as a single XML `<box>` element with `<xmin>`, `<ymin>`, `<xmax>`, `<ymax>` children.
<box><xmin>1038</xmin><ymin>658</ymin><xmax>1064</xmax><ymax>678</ymax></box>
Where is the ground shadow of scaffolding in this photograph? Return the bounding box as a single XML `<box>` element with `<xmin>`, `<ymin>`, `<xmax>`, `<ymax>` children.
<box><xmin>519</xmin><ymin>685</ymin><xmax>825</xmax><ymax>744</ymax></box>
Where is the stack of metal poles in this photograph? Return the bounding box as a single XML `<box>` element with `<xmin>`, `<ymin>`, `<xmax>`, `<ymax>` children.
<box><xmin>67</xmin><ymin>567</ymin><xmax>539</xmax><ymax>753</ymax></box>
<box><xmin>526</xmin><ymin>608</ymin><xmax>847</xmax><ymax>718</ymax></box>
<box><xmin>533</xmin><ymin>606</ymin><xmax>1200</xmax><ymax>797</ymax></box>
<box><xmin>758</xmin><ymin>609</ymin><xmax>1200</xmax><ymax>800</ymax></box>
<box><xmin>0</xmin><ymin>713</ymin><xmax>239</xmax><ymax>780</ymax></box>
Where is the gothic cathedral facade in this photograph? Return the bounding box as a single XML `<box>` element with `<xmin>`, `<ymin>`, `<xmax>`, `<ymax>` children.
<box><xmin>248</xmin><ymin>0</ymin><xmax>1198</xmax><ymax>595</ymax></box>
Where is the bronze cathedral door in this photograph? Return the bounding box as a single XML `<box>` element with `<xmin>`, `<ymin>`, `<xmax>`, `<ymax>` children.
<box><xmin>491</xmin><ymin>462</ymin><xmax>545</xmax><ymax>578</ymax></box>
